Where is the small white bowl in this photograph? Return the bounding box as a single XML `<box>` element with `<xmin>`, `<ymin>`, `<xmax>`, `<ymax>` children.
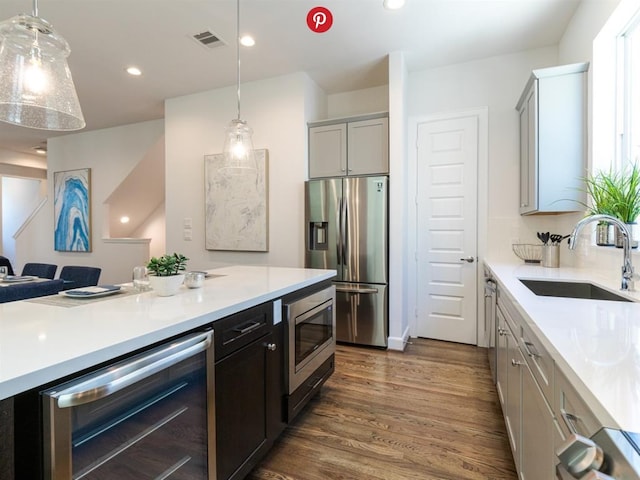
<box><xmin>184</xmin><ymin>271</ymin><xmax>205</xmax><ymax>289</ymax></box>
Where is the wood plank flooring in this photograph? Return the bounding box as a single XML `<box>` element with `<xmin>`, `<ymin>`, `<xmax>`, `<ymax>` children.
<box><xmin>249</xmin><ymin>338</ymin><xmax>517</xmax><ymax>480</ymax></box>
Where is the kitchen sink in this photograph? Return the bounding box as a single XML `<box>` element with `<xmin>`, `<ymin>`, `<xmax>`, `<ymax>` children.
<box><xmin>519</xmin><ymin>279</ymin><xmax>634</xmax><ymax>302</ymax></box>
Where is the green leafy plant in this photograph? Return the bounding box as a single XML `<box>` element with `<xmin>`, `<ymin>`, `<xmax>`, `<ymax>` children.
<box><xmin>146</xmin><ymin>253</ymin><xmax>189</xmax><ymax>276</ymax></box>
<box><xmin>580</xmin><ymin>163</ymin><xmax>640</xmax><ymax>223</ymax></box>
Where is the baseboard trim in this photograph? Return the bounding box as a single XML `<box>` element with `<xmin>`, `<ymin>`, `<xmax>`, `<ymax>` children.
<box><xmin>387</xmin><ymin>325</ymin><xmax>411</xmax><ymax>351</ymax></box>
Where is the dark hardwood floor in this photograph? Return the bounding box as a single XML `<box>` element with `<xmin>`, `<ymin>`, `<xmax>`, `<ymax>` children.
<box><xmin>249</xmin><ymin>338</ymin><xmax>517</xmax><ymax>480</ymax></box>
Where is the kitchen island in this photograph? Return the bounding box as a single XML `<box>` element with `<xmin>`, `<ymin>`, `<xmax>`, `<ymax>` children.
<box><xmin>0</xmin><ymin>265</ymin><xmax>335</xmax><ymax>480</ymax></box>
<box><xmin>0</xmin><ymin>265</ymin><xmax>334</xmax><ymax>400</ymax></box>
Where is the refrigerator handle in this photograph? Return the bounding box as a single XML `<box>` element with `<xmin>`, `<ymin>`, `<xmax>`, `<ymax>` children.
<box><xmin>337</xmin><ymin>198</ymin><xmax>343</xmax><ymax>265</ymax></box>
<box><xmin>342</xmin><ymin>193</ymin><xmax>348</xmax><ymax>268</ymax></box>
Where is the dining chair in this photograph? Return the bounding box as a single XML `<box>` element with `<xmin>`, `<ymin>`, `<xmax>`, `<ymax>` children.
<box><xmin>59</xmin><ymin>266</ymin><xmax>102</xmax><ymax>290</ymax></box>
<box><xmin>22</xmin><ymin>263</ymin><xmax>58</xmax><ymax>279</ymax></box>
<box><xmin>0</xmin><ymin>256</ymin><xmax>15</xmax><ymax>276</ymax></box>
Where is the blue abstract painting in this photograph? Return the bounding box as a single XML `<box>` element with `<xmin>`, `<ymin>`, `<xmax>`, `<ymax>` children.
<box><xmin>54</xmin><ymin>168</ymin><xmax>91</xmax><ymax>252</ymax></box>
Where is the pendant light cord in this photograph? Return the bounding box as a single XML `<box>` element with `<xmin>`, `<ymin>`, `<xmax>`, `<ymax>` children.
<box><xmin>235</xmin><ymin>0</ymin><xmax>241</xmax><ymax>121</ymax></box>
<box><xmin>32</xmin><ymin>0</ymin><xmax>38</xmax><ymax>17</ymax></box>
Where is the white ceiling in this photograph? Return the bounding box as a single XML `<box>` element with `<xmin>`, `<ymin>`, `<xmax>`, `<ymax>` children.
<box><xmin>0</xmin><ymin>0</ymin><xmax>581</xmax><ymax>157</ymax></box>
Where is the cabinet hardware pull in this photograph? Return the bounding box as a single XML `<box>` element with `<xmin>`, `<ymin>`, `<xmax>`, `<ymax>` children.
<box><xmin>511</xmin><ymin>359</ymin><xmax>523</xmax><ymax>366</ymax></box>
<box><xmin>523</xmin><ymin>341</ymin><xmax>541</xmax><ymax>358</ymax></box>
<box><xmin>561</xmin><ymin>410</ymin><xmax>580</xmax><ymax>435</ymax></box>
<box><xmin>307</xmin><ymin>376</ymin><xmax>324</xmax><ymax>390</ymax></box>
<box><xmin>266</xmin><ymin>343</ymin><xmax>277</xmax><ymax>351</ymax></box>
<box><xmin>233</xmin><ymin>321</ymin><xmax>262</xmax><ymax>335</ymax></box>
<box><xmin>52</xmin><ymin>330</ymin><xmax>213</xmax><ymax>408</ymax></box>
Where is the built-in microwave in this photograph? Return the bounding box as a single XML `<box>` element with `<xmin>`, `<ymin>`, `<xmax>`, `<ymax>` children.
<box><xmin>284</xmin><ymin>285</ymin><xmax>336</xmax><ymax>420</ymax></box>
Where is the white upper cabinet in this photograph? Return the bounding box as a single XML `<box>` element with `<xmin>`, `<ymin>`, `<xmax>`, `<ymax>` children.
<box><xmin>516</xmin><ymin>63</ymin><xmax>588</xmax><ymax>215</ymax></box>
<box><xmin>309</xmin><ymin>113</ymin><xmax>389</xmax><ymax>178</ymax></box>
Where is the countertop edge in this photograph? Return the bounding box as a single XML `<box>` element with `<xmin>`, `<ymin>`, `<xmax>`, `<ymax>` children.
<box><xmin>0</xmin><ymin>266</ymin><xmax>335</xmax><ymax>400</ymax></box>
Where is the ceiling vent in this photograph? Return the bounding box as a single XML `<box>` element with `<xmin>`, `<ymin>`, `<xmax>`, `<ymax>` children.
<box><xmin>192</xmin><ymin>30</ymin><xmax>226</xmax><ymax>49</ymax></box>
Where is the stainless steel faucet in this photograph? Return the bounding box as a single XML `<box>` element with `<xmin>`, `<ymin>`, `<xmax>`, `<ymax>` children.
<box><xmin>568</xmin><ymin>214</ymin><xmax>635</xmax><ymax>291</ymax></box>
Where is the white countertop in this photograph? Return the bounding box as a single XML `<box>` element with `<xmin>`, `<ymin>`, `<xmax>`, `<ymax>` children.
<box><xmin>0</xmin><ymin>265</ymin><xmax>335</xmax><ymax>400</ymax></box>
<box><xmin>485</xmin><ymin>260</ymin><xmax>640</xmax><ymax>433</ymax></box>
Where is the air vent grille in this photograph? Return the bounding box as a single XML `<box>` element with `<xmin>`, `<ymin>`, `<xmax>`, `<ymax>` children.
<box><xmin>192</xmin><ymin>30</ymin><xmax>225</xmax><ymax>49</ymax></box>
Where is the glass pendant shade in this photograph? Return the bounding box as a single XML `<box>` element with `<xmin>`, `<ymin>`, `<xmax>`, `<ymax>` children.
<box><xmin>219</xmin><ymin>0</ymin><xmax>256</xmax><ymax>176</ymax></box>
<box><xmin>0</xmin><ymin>14</ymin><xmax>85</xmax><ymax>130</ymax></box>
<box><xmin>221</xmin><ymin>118</ymin><xmax>257</xmax><ymax>176</ymax></box>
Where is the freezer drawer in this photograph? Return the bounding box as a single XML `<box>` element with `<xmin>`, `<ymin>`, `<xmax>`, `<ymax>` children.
<box><xmin>335</xmin><ymin>283</ymin><xmax>388</xmax><ymax>347</ymax></box>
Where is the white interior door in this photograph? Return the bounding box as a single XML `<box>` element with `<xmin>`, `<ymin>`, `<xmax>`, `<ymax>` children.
<box><xmin>416</xmin><ymin>114</ymin><xmax>478</xmax><ymax>344</ymax></box>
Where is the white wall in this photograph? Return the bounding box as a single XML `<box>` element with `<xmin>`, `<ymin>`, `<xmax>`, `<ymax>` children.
<box><xmin>15</xmin><ymin>120</ymin><xmax>164</xmax><ymax>283</ymax></box>
<box><xmin>164</xmin><ymin>72</ymin><xmax>316</xmax><ymax>270</ymax></box>
<box><xmin>133</xmin><ymin>202</ymin><xmax>166</xmax><ymax>259</ymax></box>
<box><xmin>388</xmin><ymin>52</ymin><xmax>410</xmax><ymax>350</ymax></box>
<box><xmin>2</xmin><ymin>177</ymin><xmax>43</xmax><ymax>263</ymax></box>
<box><xmin>408</xmin><ymin>46</ymin><xmax>559</xmax><ymax>264</ymax></box>
<box><xmin>0</xmin><ymin>148</ymin><xmax>46</xmax><ymax>170</ymax></box>
<box><xmin>551</xmin><ymin>0</ymin><xmax>626</xmax><ymax>271</ymax></box>
<box><xmin>327</xmin><ymin>85</ymin><xmax>389</xmax><ymax>119</ymax></box>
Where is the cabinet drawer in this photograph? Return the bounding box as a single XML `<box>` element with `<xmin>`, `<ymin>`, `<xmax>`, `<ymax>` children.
<box><xmin>520</xmin><ymin>322</ymin><xmax>553</xmax><ymax>403</ymax></box>
<box><xmin>497</xmin><ymin>290</ymin><xmax>521</xmax><ymax>338</ymax></box>
<box><xmin>214</xmin><ymin>302</ymin><xmax>272</xmax><ymax>361</ymax></box>
<box><xmin>555</xmin><ymin>368</ymin><xmax>601</xmax><ymax>438</ymax></box>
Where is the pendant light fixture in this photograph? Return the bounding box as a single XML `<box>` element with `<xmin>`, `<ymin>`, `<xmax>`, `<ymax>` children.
<box><xmin>220</xmin><ymin>0</ymin><xmax>256</xmax><ymax>176</ymax></box>
<box><xmin>0</xmin><ymin>0</ymin><xmax>85</xmax><ymax>131</ymax></box>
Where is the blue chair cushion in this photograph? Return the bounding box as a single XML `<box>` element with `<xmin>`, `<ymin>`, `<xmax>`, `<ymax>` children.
<box><xmin>0</xmin><ymin>279</ymin><xmax>64</xmax><ymax>303</ymax></box>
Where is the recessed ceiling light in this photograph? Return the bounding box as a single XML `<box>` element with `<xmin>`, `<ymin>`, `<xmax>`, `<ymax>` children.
<box><xmin>32</xmin><ymin>146</ymin><xmax>47</xmax><ymax>154</ymax></box>
<box><xmin>126</xmin><ymin>66</ymin><xmax>142</xmax><ymax>76</ymax></box>
<box><xmin>383</xmin><ymin>0</ymin><xmax>405</xmax><ymax>10</ymax></box>
<box><xmin>240</xmin><ymin>35</ymin><xmax>255</xmax><ymax>47</ymax></box>
<box><xmin>120</xmin><ymin>216</ymin><xmax>130</xmax><ymax>224</ymax></box>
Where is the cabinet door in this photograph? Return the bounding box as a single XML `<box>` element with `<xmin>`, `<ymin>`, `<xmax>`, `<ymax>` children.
<box><xmin>505</xmin><ymin>323</ymin><xmax>523</xmax><ymax>473</ymax></box>
<box><xmin>519</xmin><ymin>82</ymin><xmax>537</xmax><ymax>215</ymax></box>
<box><xmin>521</xmin><ymin>364</ymin><xmax>555</xmax><ymax>480</ymax></box>
<box><xmin>347</xmin><ymin>117</ymin><xmax>389</xmax><ymax>175</ymax></box>
<box><xmin>496</xmin><ymin>306</ymin><xmax>508</xmax><ymax>409</ymax></box>
<box><xmin>215</xmin><ymin>332</ymin><xmax>277</xmax><ymax>480</ymax></box>
<box><xmin>309</xmin><ymin>123</ymin><xmax>347</xmax><ymax>178</ymax></box>
<box><xmin>0</xmin><ymin>397</ymin><xmax>14</xmax><ymax>480</ymax></box>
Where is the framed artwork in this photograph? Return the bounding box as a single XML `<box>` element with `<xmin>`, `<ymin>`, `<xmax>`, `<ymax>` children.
<box><xmin>54</xmin><ymin>168</ymin><xmax>92</xmax><ymax>252</ymax></box>
<box><xmin>204</xmin><ymin>149</ymin><xmax>268</xmax><ymax>251</ymax></box>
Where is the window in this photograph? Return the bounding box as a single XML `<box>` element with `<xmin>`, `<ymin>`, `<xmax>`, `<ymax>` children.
<box><xmin>617</xmin><ymin>9</ymin><xmax>640</xmax><ymax>170</ymax></box>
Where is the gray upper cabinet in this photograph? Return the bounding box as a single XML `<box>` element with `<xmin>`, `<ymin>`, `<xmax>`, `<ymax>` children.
<box><xmin>516</xmin><ymin>63</ymin><xmax>588</xmax><ymax>215</ymax></box>
<box><xmin>309</xmin><ymin>113</ymin><xmax>389</xmax><ymax>178</ymax></box>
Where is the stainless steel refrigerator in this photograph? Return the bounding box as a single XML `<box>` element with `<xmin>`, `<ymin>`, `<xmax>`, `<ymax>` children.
<box><xmin>305</xmin><ymin>176</ymin><xmax>388</xmax><ymax>347</ymax></box>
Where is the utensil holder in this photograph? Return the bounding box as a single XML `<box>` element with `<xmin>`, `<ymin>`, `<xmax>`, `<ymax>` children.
<box><xmin>541</xmin><ymin>245</ymin><xmax>559</xmax><ymax>268</ymax></box>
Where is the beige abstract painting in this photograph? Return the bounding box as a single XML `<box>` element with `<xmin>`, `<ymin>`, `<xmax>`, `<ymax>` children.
<box><xmin>204</xmin><ymin>149</ymin><xmax>268</xmax><ymax>251</ymax></box>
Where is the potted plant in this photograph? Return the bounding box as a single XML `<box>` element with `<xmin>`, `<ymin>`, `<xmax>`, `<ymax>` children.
<box><xmin>581</xmin><ymin>169</ymin><xmax>617</xmax><ymax>245</ymax></box>
<box><xmin>146</xmin><ymin>253</ymin><xmax>189</xmax><ymax>296</ymax></box>
<box><xmin>582</xmin><ymin>164</ymin><xmax>640</xmax><ymax>247</ymax></box>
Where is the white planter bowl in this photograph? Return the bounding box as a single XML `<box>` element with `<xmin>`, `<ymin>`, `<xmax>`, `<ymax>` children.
<box><xmin>148</xmin><ymin>274</ymin><xmax>185</xmax><ymax>296</ymax></box>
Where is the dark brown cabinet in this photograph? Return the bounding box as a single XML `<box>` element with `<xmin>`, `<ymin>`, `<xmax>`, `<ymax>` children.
<box><xmin>214</xmin><ymin>301</ymin><xmax>284</xmax><ymax>480</ymax></box>
<box><xmin>0</xmin><ymin>397</ymin><xmax>14</xmax><ymax>480</ymax></box>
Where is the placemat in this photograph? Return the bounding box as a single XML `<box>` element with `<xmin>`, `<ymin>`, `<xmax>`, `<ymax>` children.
<box><xmin>27</xmin><ymin>287</ymin><xmax>137</xmax><ymax>308</ymax></box>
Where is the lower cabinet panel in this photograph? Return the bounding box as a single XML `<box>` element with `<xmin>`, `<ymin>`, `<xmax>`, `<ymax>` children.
<box><xmin>215</xmin><ymin>332</ymin><xmax>275</xmax><ymax>480</ymax></box>
<box><xmin>521</xmin><ymin>364</ymin><xmax>555</xmax><ymax>480</ymax></box>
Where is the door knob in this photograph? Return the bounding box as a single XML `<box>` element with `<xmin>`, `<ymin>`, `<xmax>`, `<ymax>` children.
<box><xmin>266</xmin><ymin>343</ymin><xmax>277</xmax><ymax>351</ymax></box>
<box><xmin>460</xmin><ymin>256</ymin><xmax>475</xmax><ymax>263</ymax></box>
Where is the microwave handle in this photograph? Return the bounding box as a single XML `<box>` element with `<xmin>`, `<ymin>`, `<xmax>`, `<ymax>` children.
<box><xmin>52</xmin><ymin>330</ymin><xmax>213</xmax><ymax>409</ymax></box>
